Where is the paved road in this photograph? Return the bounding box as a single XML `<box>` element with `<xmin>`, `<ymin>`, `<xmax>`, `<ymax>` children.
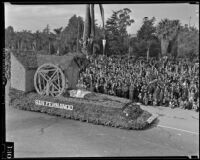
<box><xmin>5</xmin><ymin>82</ymin><xmax>199</xmax><ymax>157</ymax></box>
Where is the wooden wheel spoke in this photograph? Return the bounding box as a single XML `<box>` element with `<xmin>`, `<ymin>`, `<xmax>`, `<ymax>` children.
<box><xmin>41</xmin><ymin>68</ymin><xmax>57</xmax><ymax>72</ymax></box>
<box><xmin>49</xmin><ymin>82</ymin><xmax>59</xmax><ymax>91</ymax></box>
<box><xmin>49</xmin><ymin>73</ymin><xmax>58</xmax><ymax>83</ymax></box>
<box><xmin>39</xmin><ymin>72</ymin><xmax>49</xmax><ymax>82</ymax></box>
<box><xmin>34</xmin><ymin>63</ymin><xmax>66</xmax><ymax>97</ymax></box>
<box><xmin>49</xmin><ymin>69</ymin><xmax>58</xmax><ymax>81</ymax></box>
<box><xmin>57</xmin><ymin>71</ymin><xmax>60</xmax><ymax>89</ymax></box>
<box><xmin>37</xmin><ymin>73</ymin><xmax>42</xmax><ymax>91</ymax></box>
<box><xmin>42</xmin><ymin>83</ymin><xmax>48</xmax><ymax>91</ymax></box>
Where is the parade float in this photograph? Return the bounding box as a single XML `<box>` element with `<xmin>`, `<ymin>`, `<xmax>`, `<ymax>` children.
<box><xmin>9</xmin><ymin>49</ymin><xmax>157</xmax><ymax>130</ymax></box>
<box><xmin>9</xmin><ymin>4</ymin><xmax>157</xmax><ymax>130</ymax></box>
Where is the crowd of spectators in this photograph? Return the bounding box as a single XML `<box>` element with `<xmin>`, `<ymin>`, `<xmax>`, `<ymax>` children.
<box><xmin>78</xmin><ymin>55</ymin><xmax>199</xmax><ymax>111</ymax></box>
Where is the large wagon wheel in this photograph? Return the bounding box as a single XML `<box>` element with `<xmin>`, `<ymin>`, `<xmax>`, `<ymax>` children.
<box><xmin>34</xmin><ymin>63</ymin><xmax>66</xmax><ymax>97</ymax></box>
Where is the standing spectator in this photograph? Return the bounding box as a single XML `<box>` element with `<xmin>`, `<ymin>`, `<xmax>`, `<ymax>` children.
<box><xmin>129</xmin><ymin>82</ymin><xmax>134</xmax><ymax>101</ymax></box>
<box><xmin>78</xmin><ymin>54</ymin><xmax>199</xmax><ymax>111</ymax></box>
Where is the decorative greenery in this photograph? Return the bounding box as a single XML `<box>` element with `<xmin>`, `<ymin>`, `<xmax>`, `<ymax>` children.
<box><xmin>9</xmin><ymin>88</ymin><xmax>152</xmax><ymax>130</ymax></box>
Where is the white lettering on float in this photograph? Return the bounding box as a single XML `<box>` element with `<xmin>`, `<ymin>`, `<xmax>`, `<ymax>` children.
<box><xmin>34</xmin><ymin>100</ymin><xmax>73</xmax><ymax>110</ymax></box>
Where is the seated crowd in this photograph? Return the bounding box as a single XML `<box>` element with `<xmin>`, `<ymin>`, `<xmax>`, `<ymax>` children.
<box><xmin>78</xmin><ymin>55</ymin><xmax>199</xmax><ymax>111</ymax></box>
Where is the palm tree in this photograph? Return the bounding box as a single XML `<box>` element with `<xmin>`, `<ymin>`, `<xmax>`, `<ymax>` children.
<box><xmin>156</xmin><ymin>19</ymin><xmax>180</xmax><ymax>57</ymax></box>
<box><xmin>82</xmin><ymin>4</ymin><xmax>105</xmax><ymax>55</ymax></box>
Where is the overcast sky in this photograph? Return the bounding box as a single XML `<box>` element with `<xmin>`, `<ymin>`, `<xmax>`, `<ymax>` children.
<box><xmin>5</xmin><ymin>3</ymin><xmax>199</xmax><ymax>34</ymax></box>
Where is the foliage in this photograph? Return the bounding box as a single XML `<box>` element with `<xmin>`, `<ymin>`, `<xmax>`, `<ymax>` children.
<box><xmin>178</xmin><ymin>25</ymin><xmax>199</xmax><ymax>60</ymax></box>
<box><xmin>137</xmin><ymin>17</ymin><xmax>156</xmax><ymax>41</ymax></box>
<box><xmin>60</xmin><ymin>15</ymin><xmax>84</xmax><ymax>54</ymax></box>
<box><xmin>156</xmin><ymin>19</ymin><xmax>180</xmax><ymax>41</ymax></box>
<box><xmin>156</xmin><ymin>18</ymin><xmax>181</xmax><ymax>57</ymax></box>
<box><xmin>105</xmin><ymin>8</ymin><xmax>134</xmax><ymax>55</ymax></box>
<box><xmin>4</xmin><ymin>14</ymin><xmax>105</xmax><ymax>58</ymax></box>
<box><xmin>130</xmin><ymin>17</ymin><xmax>160</xmax><ymax>58</ymax></box>
<box><xmin>4</xmin><ymin>9</ymin><xmax>198</xmax><ymax>59</ymax></box>
<box><xmin>5</xmin><ymin>25</ymin><xmax>55</xmax><ymax>54</ymax></box>
<box><xmin>5</xmin><ymin>26</ymin><xmax>15</xmax><ymax>49</ymax></box>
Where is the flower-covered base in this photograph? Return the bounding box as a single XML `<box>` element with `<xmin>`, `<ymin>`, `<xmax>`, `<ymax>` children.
<box><xmin>9</xmin><ymin>88</ymin><xmax>155</xmax><ymax>130</ymax></box>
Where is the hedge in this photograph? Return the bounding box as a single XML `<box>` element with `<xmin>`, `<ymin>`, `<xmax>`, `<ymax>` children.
<box><xmin>9</xmin><ymin>88</ymin><xmax>153</xmax><ymax>130</ymax></box>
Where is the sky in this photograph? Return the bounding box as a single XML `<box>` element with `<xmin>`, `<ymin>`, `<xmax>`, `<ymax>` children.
<box><xmin>4</xmin><ymin>3</ymin><xmax>199</xmax><ymax>34</ymax></box>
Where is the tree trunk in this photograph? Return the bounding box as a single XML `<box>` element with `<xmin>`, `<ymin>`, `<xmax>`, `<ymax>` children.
<box><xmin>90</xmin><ymin>4</ymin><xmax>95</xmax><ymax>55</ymax></box>
<box><xmin>147</xmin><ymin>46</ymin><xmax>149</xmax><ymax>62</ymax></box>
<box><xmin>83</xmin><ymin>4</ymin><xmax>91</xmax><ymax>42</ymax></box>
<box><xmin>170</xmin><ymin>31</ymin><xmax>179</xmax><ymax>59</ymax></box>
<box><xmin>161</xmin><ymin>38</ymin><xmax>169</xmax><ymax>57</ymax></box>
<box><xmin>21</xmin><ymin>41</ymin><xmax>23</xmax><ymax>50</ymax></box>
<box><xmin>49</xmin><ymin>42</ymin><xmax>51</xmax><ymax>54</ymax></box>
<box><xmin>82</xmin><ymin>4</ymin><xmax>92</xmax><ymax>56</ymax></box>
<box><xmin>90</xmin><ymin>4</ymin><xmax>95</xmax><ymax>39</ymax></box>
<box><xmin>18</xmin><ymin>41</ymin><xmax>20</xmax><ymax>50</ymax></box>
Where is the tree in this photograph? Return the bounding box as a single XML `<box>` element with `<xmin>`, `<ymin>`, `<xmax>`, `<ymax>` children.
<box><xmin>82</xmin><ymin>4</ymin><xmax>105</xmax><ymax>55</ymax></box>
<box><xmin>43</xmin><ymin>24</ymin><xmax>50</xmax><ymax>34</ymax></box>
<box><xmin>54</xmin><ymin>27</ymin><xmax>63</xmax><ymax>55</ymax></box>
<box><xmin>93</xmin><ymin>24</ymin><xmax>104</xmax><ymax>55</ymax></box>
<box><xmin>178</xmin><ymin>25</ymin><xmax>199</xmax><ymax>60</ymax></box>
<box><xmin>156</xmin><ymin>18</ymin><xmax>180</xmax><ymax>57</ymax></box>
<box><xmin>5</xmin><ymin>25</ymin><xmax>57</xmax><ymax>53</ymax></box>
<box><xmin>48</xmin><ymin>32</ymin><xmax>56</xmax><ymax>54</ymax></box>
<box><xmin>137</xmin><ymin>17</ymin><xmax>156</xmax><ymax>41</ymax></box>
<box><xmin>5</xmin><ymin>26</ymin><xmax>15</xmax><ymax>49</ymax></box>
<box><xmin>105</xmin><ymin>8</ymin><xmax>134</xmax><ymax>55</ymax></box>
<box><xmin>61</xmin><ymin>15</ymin><xmax>84</xmax><ymax>54</ymax></box>
<box><xmin>20</xmin><ymin>30</ymin><xmax>35</xmax><ymax>50</ymax></box>
<box><xmin>33</xmin><ymin>30</ymin><xmax>41</xmax><ymax>51</ymax></box>
<box><xmin>135</xmin><ymin>17</ymin><xmax>160</xmax><ymax>59</ymax></box>
<box><xmin>41</xmin><ymin>25</ymin><xmax>52</xmax><ymax>54</ymax></box>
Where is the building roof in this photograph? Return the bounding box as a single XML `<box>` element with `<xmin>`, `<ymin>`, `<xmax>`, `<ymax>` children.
<box><xmin>11</xmin><ymin>50</ymin><xmax>85</xmax><ymax>70</ymax></box>
<box><xmin>11</xmin><ymin>51</ymin><xmax>38</xmax><ymax>70</ymax></box>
